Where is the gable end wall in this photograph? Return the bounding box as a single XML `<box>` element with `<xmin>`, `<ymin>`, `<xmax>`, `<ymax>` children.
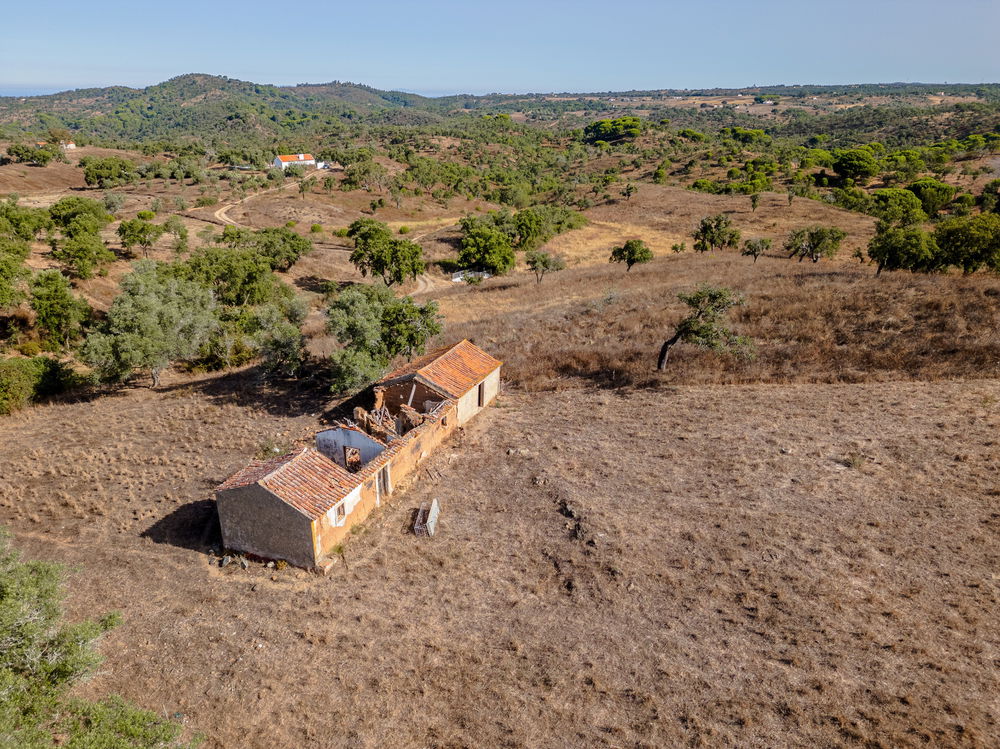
<box><xmin>216</xmin><ymin>484</ymin><xmax>316</xmax><ymax>568</ymax></box>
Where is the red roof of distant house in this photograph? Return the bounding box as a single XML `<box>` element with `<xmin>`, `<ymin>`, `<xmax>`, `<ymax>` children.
<box><xmin>216</xmin><ymin>446</ymin><xmax>357</xmax><ymax>519</ymax></box>
<box><xmin>379</xmin><ymin>339</ymin><xmax>502</xmax><ymax>399</ymax></box>
<box><xmin>276</xmin><ymin>154</ymin><xmax>315</xmax><ymax>162</ymax></box>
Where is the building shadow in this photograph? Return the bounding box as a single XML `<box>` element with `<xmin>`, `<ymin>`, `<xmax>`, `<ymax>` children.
<box><xmin>142</xmin><ymin>499</ymin><xmax>221</xmax><ymax>552</ymax></box>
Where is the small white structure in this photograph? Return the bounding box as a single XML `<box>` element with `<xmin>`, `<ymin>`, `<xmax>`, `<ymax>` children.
<box><xmin>60</xmin><ymin>142</ymin><xmax>76</xmax><ymax>150</ymax></box>
<box><xmin>451</xmin><ymin>270</ymin><xmax>492</xmax><ymax>283</ymax></box>
<box><xmin>273</xmin><ymin>153</ymin><xmax>316</xmax><ymax>170</ymax></box>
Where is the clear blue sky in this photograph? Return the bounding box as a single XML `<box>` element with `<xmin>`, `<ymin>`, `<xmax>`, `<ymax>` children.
<box><xmin>2</xmin><ymin>0</ymin><xmax>998</xmax><ymax>97</ymax></box>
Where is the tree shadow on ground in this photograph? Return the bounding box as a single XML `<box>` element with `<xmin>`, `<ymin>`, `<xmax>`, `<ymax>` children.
<box><xmin>142</xmin><ymin>499</ymin><xmax>221</xmax><ymax>552</ymax></box>
<box><xmin>294</xmin><ymin>276</ymin><xmax>358</xmax><ymax>295</ymax></box>
<box><xmin>160</xmin><ymin>362</ymin><xmax>338</xmax><ymax>418</ymax></box>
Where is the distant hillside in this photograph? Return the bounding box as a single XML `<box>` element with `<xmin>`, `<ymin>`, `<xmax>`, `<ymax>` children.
<box><xmin>0</xmin><ymin>73</ymin><xmax>442</xmax><ymax>145</ymax></box>
<box><xmin>1</xmin><ymin>74</ymin><xmax>998</xmax><ymax>149</ymax></box>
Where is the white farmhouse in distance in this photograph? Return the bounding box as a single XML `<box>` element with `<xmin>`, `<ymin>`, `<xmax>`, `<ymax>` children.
<box><xmin>273</xmin><ymin>153</ymin><xmax>316</xmax><ymax>170</ymax></box>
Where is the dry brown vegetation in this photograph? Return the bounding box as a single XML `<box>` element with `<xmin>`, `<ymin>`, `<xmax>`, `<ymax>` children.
<box><xmin>4</xmin><ymin>141</ymin><xmax>1000</xmax><ymax>748</ymax></box>
<box><xmin>2</xmin><ymin>379</ymin><xmax>998</xmax><ymax>748</ymax></box>
<box><xmin>433</xmin><ymin>252</ymin><xmax>1000</xmax><ymax>391</ymax></box>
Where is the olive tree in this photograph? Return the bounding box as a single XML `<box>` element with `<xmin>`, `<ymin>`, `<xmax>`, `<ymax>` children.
<box><xmin>657</xmin><ymin>284</ymin><xmax>754</xmax><ymax>370</ymax></box>
<box><xmin>82</xmin><ymin>261</ymin><xmax>218</xmax><ymax>387</ymax></box>
<box><xmin>741</xmin><ymin>237</ymin><xmax>771</xmax><ymax>263</ymax></box>
<box><xmin>325</xmin><ymin>284</ymin><xmax>441</xmax><ymax>394</ymax></box>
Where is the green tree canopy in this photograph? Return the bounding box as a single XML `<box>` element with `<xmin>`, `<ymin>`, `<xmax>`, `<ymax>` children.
<box><xmin>832</xmin><ymin>147</ymin><xmax>881</xmax><ymax>183</ymax></box>
<box><xmin>583</xmin><ymin>117</ymin><xmax>643</xmax><ymax>144</ymax></box>
<box><xmin>934</xmin><ymin>213</ymin><xmax>1000</xmax><ymax>274</ymax></box>
<box><xmin>325</xmin><ymin>284</ymin><xmax>441</xmax><ymax>393</ymax></box>
<box><xmin>784</xmin><ymin>225</ymin><xmax>847</xmax><ymax>262</ymax></box>
<box><xmin>458</xmin><ymin>224</ymin><xmax>516</xmax><ymax>275</ymax></box>
<box><xmin>347</xmin><ymin>218</ymin><xmax>425</xmax><ymax>286</ymax></box>
<box><xmin>0</xmin><ymin>197</ymin><xmax>52</xmax><ymax>241</ymax></box>
<box><xmin>741</xmin><ymin>237</ymin><xmax>772</xmax><ymax>263</ymax></box>
<box><xmin>609</xmin><ymin>239</ymin><xmax>653</xmax><ymax>270</ymax></box>
<box><xmin>692</xmin><ymin>214</ymin><xmax>741</xmax><ymax>253</ymax></box>
<box><xmin>870</xmin><ymin>188</ymin><xmax>927</xmax><ymax>226</ymax></box>
<box><xmin>657</xmin><ymin>285</ymin><xmax>754</xmax><ymax>370</ymax></box>
<box><xmin>906</xmin><ymin>178</ymin><xmax>957</xmax><ymax>217</ymax></box>
<box><xmin>29</xmin><ymin>270</ymin><xmax>89</xmax><ymax>347</ymax></box>
<box><xmin>0</xmin><ymin>530</ymin><xmax>195</xmax><ymax>747</ymax></box>
<box><xmin>117</xmin><ymin>219</ymin><xmax>164</xmax><ymax>258</ymax></box>
<box><xmin>525</xmin><ymin>250</ymin><xmax>566</xmax><ymax>283</ymax></box>
<box><xmin>82</xmin><ymin>260</ymin><xmax>219</xmax><ymax>387</ymax></box>
<box><xmin>81</xmin><ymin>156</ymin><xmax>139</xmax><ymax>188</ymax></box>
<box><xmin>0</xmin><ymin>248</ymin><xmax>28</xmax><ymax>310</ymax></box>
<box><xmin>867</xmin><ymin>224</ymin><xmax>941</xmax><ymax>276</ymax></box>
<box><xmin>172</xmin><ymin>247</ymin><xmax>281</xmax><ymax>307</ymax></box>
<box><xmin>48</xmin><ymin>196</ymin><xmax>111</xmax><ymax>231</ymax></box>
<box><xmin>53</xmin><ymin>232</ymin><xmax>115</xmax><ymax>279</ymax></box>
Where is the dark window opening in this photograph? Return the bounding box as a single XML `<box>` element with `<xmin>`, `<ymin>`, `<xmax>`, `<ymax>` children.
<box><xmin>477</xmin><ymin>381</ymin><xmax>485</xmax><ymax>408</ymax></box>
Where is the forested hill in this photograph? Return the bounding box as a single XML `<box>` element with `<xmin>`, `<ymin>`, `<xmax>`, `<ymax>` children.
<box><xmin>2</xmin><ymin>74</ymin><xmax>999</xmax><ymax>150</ymax></box>
<box><xmin>0</xmin><ymin>74</ymin><xmax>441</xmax><ymax>143</ymax></box>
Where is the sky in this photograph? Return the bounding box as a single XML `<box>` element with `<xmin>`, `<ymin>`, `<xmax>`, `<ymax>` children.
<box><xmin>2</xmin><ymin>0</ymin><xmax>999</xmax><ymax>97</ymax></box>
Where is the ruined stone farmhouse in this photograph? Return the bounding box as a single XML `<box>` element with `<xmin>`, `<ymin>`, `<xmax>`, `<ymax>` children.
<box><xmin>215</xmin><ymin>340</ymin><xmax>502</xmax><ymax>570</ymax></box>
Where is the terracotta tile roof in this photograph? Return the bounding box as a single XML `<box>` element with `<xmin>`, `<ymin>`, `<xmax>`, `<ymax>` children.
<box><xmin>276</xmin><ymin>153</ymin><xmax>315</xmax><ymax>162</ymax></box>
<box><xmin>217</xmin><ymin>447</ymin><xmax>359</xmax><ymax>520</ymax></box>
<box><xmin>378</xmin><ymin>339</ymin><xmax>501</xmax><ymax>399</ymax></box>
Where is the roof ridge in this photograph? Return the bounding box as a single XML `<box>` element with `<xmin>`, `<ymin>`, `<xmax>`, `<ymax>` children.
<box><xmin>263</xmin><ymin>445</ymin><xmax>309</xmax><ymax>482</ymax></box>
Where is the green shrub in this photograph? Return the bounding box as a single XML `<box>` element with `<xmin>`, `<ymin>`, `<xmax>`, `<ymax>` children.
<box><xmin>398</xmin><ymin>225</ymin><xmax>410</xmax><ymax>234</ymax></box>
<box><xmin>284</xmin><ymin>220</ymin><xmax>297</xmax><ymax>228</ymax></box>
<box><xmin>0</xmin><ymin>356</ymin><xmax>77</xmax><ymax>414</ymax></box>
<box><xmin>194</xmin><ymin>196</ymin><xmax>218</xmax><ymax>208</ymax></box>
<box><xmin>310</xmin><ymin>223</ymin><xmax>323</xmax><ymax>234</ymax></box>
<box><xmin>136</xmin><ymin>210</ymin><xmax>155</xmax><ymax>220</ymax></box>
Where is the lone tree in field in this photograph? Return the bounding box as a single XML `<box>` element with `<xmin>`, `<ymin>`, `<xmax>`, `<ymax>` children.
<box><xmin>750</xmin><ymin>193</ymin><xmax>760</xmax><ymax>212</ymax></box>
<box><xmin>117</xmin><ymin>218</ymin><xmax>164</xmax><ymax>258</ymax></box>
<box><xmin>525</xmin><ymin>250</ymin><xmax>566</xmax><ymax>284</ymax></box>
<box><xmin>741</xmin><ymin>237</ymin><xmax>771</xmax><ymax>264</ymax></box>
<box><xmin>692</xmin><ymin>214</ymin><xmax>741</xmax><ymax>253</ymax></box>
<box><xmin>609</xmin><ymin>239</ymin><xmax>653</xmax><ymax>271</ymax></box>
<box><xmin>657</xmin><ymin>284</ymin><xmax>754</xmax><ymax>370</ymax></box>
<box><xmin>347</xmin><ymin>218</ymin><xmax>425</xmax><ymax>286</ymax></box>
<box><xmin>784</xmin><ymin>225</ymin><xmax>846</xmax><ymax>263</ymax></box>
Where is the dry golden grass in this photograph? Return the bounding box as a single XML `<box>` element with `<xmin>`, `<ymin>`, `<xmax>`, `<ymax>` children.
<box><xmin>430</xmin><ymin>251</ymin><xmax>1000</xmax><ymax>391</ymax></box>
<box><xmin>4</xmin><ymin>148</ymin><xmax>1000</xmax><ymax>748</ymax></box>
<box><xmin>3</xmin><ymin>380</ymin><xmax>998</xmax><ymax>748</ymax></box>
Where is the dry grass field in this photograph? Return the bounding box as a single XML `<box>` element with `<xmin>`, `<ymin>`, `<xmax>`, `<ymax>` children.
<box><xmin>431</xmin><ymin>252</ymin><xmax>1000</xmax><ymax>391</ymax></box>
<box><xmin>3</xmin><ymin>145</ymin><xmax>1000</xmax><ymax>748</ymax></box>
<box><xmin>2</xmin><ymin>377</ymin><xmax>998</xmax><ymax>748</ymax></box>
